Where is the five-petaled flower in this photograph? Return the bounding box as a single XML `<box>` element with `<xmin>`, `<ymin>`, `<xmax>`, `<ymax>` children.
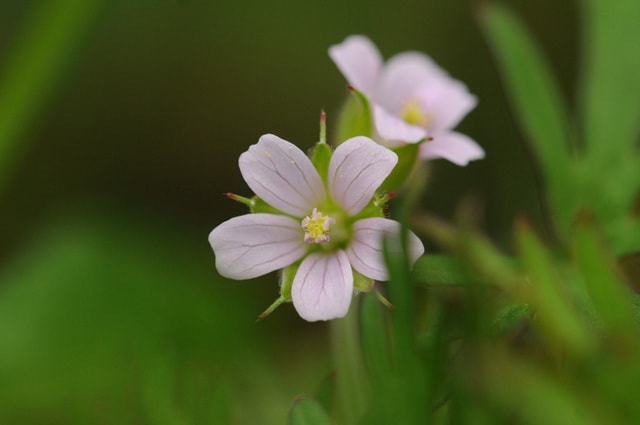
<box><xmin>209</xmin><ymin>134</ymin><xmax>424</xmax><ymax>321</ymax></box>
<box><xmin>329</xmin><ymin>35</ymin><xmax>485</xmax><ymax>166</ymax></box>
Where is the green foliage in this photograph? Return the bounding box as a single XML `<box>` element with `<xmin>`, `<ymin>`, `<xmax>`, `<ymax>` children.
<box><xmin>288</xmin><ymin>398</ymin><xmax>331</xmax><ymax>425</ymax></box>
<box><xmin>1</xmin><ymin>0</ymin><xmax>639</xmax><ymax>423</ymax></box>
<box><xmin>334</xmin><ymin>89</ymin><xmax>373</xmax><ymax>143</ymax></box>
<box><xmin>0</xmin><ymin>214</ymin><xmax>325</xmax><ymax>424</ymax></box>
<box><xmin>381</xmin><ymin>142</ymin><xmax>420</xmax><ymax>192</ymax></box>
<box><xmin>481</xmin><ymin>4</ymin><xmax>640</xmax><ymax>254</ymax></box>
<box><xmin>329</xmin><ymin>306</ymin><xmax>371</xmax><ymax>424</ymax></box>
<box><xmin>312</xmin><ymin>16</ymin><xmax>640</xmax><ymax>410</ymax></box>
<box><xmin>481</xmin><ymin>5</ymin><xmax>574</xmax><ymax>226</ymax></box>
<box><xmin>324</xmin><ymin>210</ymin><xmax>640</xmax><ymax>424</ymax></box>
<box><xmin>413</xmin><ymin>254</ymin><xmax>485</xmax><ymax>286</ymax></box>
<box><xmin>310</xmin><ymin>141</ymin><xmax>333</xmax><ymax>183</ymax></box>
<box><xmin>580</xmin><ymin>0</ymin><xmax>640</xmax><ymax>158</ymax></box>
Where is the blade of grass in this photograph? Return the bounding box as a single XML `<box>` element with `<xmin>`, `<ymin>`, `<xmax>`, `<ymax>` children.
<box><xmin>516</xmin><ymin>223</ymin><xmax>591</xmax><ymax>355</ymax></box>
<box><xmin>480</xmin><ymin>4</ymin><xmax>575</xmax><ymax>235</ymax></box>
<box><xmin>579</xmin><ymin>0</ymin><xmax>640</xmax><ymax>160</ymax></box>
<box><xmin>572</xmin><ymin>221</ymin><xmax>636</xmax><ymax>330</ymax></box>
<box><xmin>480</xmin><ymin>3</ymin><xmax>574</xmax><ymax>169</ymax></box>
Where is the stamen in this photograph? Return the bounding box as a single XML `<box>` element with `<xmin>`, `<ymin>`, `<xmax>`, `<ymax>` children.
<box><xmin>400</xmin><ymin>98</ymin><xmax>433</xmax><ymax>128</ymax></box>
<box><xmin>301</xmin><ymin>208</ymin><xmax>335</xmax><ymax>243</ymax></box>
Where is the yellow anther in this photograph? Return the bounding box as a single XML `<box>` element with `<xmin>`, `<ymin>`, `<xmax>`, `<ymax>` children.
<box><xmin>400</xmin><ymin>99</ymin><xmax>433</xmax><ymax>128</ymax></box>
<box><xmin>301</xmin><ymin>208</ymin><xmax>335</xmax><ymax>243</ymax></box>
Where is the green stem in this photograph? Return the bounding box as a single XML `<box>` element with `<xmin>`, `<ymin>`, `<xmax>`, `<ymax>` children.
<box><xmin>330</xmin><ymin>298</ymin><xmax>370</xmax><ymax>424</ymax></box>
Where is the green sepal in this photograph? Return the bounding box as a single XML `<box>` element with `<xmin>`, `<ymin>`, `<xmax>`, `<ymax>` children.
<box><xmin>257</xmin><ymin>296</ymin><xmax>286</xmax><ymax>321</ymax></box>
<box><xmin>280</xmin><ymin>261</ymin><xmax>301</xmax><ymax>301</ymax></box>
<box><xmin>250</xmin><ymin>196</ymin><xmax>284</xmax><ymax>215</ymax></box>
<box><xmin>310</xmin><ymin>142</ymin><xmax>332</xmax><ymax>183</ymax></box>
<box><xmin>335</xmin><ymin>88</ymin><xmax>373</xmax><ymax>143</ymax></box>
<box><xmin>380</xmin><ymin>142</ymin><xmax>421</xmax><ymax>192</ymax></box>
<box><xmin>351</xmin><ymin>199</ymin><xmax>385</xmax><ymax>225</ymax></box>
<box><xmin>353</xmin><ymin>269</ymin><xmax>375</xmax><ymax>292</ymax></box>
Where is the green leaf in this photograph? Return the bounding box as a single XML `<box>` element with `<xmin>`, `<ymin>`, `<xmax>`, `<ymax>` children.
<box><xmin>572</xmin><ymin>222</ymin><xmax>636</xmax><ymax>329</ymax></box>
<box><xmin>580</xmin><ymin>154</ymin><xmax>640</xmax><ymax>221</ymax></box>
<box><xmin>516</xmin><ymin>224</ymin><xmax>591</xmax><ymax>354</ymax></box>
<box><xmin>381</xmin><ymin>223</ymin><xmax>430</xmax><ymax>424</ymax></box>
<box><xmin>481</xmin><ymin>4</ymin><xmax>573</xmax><ymax>167</ymax></box>
<box><xmin>480</xmin><ymin>4</ymin><xmax>575</xmax><ymax>234</ymax></box>
<box><xmin>288</xmin><ymin>398</ymin><xmax>331</xmax><ymax>425</ymax></box>
<box><xmin>580</xmin><ymin>0</ymin><xmax>640</xmax><ymax>159</ymax></box>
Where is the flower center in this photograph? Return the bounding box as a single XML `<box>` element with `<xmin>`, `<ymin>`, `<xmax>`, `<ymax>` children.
<box><xmin>401</xmin><ymin>99</ymin><xmax>433</xmax><ymax>128</ymax></box>
<box><xmin>301</xmin><ymin>208</ymin><xmax>335</xmax><ymax>244</ymax></box>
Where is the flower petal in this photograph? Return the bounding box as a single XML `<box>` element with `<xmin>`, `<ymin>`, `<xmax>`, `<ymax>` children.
<box><xmin>420</xmin><ymin>131</ymin><xmax>485</xmax><ymax>166</ymax></box>
<box><xmin>292</xmin><ymin>251</ymin><xmax>353</xmax><ymax>321</ymax></box>
<box><xmin>417</xmin><ymin>80</ymin><xmax>477</xmax><ymax>133</ymax></box>
<box><xmin>328</xmin><ymin>35</ymin><xmax>383</xmax><ymax>96</ymax></box>
<box><xmin>328</xmin><ymin>136</ymin><xmax>398</xmax><ymax>215</ymax></box>
<box><xmin>346</xmin><ymin>218</ymin><xmax>424</xmax><ymax>281</ymax></box>
<box><xmin>374</xmin><ymin>52</ymin><xmax>447</xmax><ymax>114</ymax></box>
<box><xmin>209</xmin><ymin>213</ymin><xmax>307</xmax><ymax>280</ymax></box>
<box><xmin>373</xmin><ymin>104</ymin><xmax>429</xmax><ymax>143</ymax></box>
<box><xmin>239</xmin><ymin>134</ymin><xmax>325</xmax><ymax>217</ymax></box>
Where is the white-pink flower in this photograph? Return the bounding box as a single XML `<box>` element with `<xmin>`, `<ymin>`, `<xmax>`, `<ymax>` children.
<box><xmin>209</xmin><ymin>134</ymin><xmax>424</xmax><ymax>322</ymax></box>
<box><xmin>329</xmin><ymin>35</ymin><xmax>485</xmax><ymax>166</ymax></box>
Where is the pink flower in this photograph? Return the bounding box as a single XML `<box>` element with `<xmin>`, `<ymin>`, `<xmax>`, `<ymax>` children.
<box><xmin>209</xmin><ymin>134</ymin><xmax>424</xmax><ymax>321</ymax></box>
<box><xmin>329</xmin><ymin>35</ymin><xmax>485</xmax><ymax>166</ymax></box>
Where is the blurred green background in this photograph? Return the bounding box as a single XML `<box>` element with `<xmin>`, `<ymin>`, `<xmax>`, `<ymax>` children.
<box><xmin>0</xmin><ymin>0</ymin><xmax>577</xmax><ymax>423</ymax></box>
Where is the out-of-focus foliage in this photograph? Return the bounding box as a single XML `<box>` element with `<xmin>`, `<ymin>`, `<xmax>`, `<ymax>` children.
<box><xmin>1</xmin><ymin>0</ymin><xmax>638</xmax><ymax>423</ymax></box>
<box><xmin>287</xmin><ymin>1</ymin><xmax>640</xmax><ymax>424</ymax></box>
<box><xmin>288</xmin><ymin>398</ymin><xmax>331</xmax><ymax>425</ymax></box>
<box><xmin>288</xmin><ymin>214</ymin><xmax>640</xmax><ymax>424</ymax></box>
<box><xmin>0</xmin><ymin>212</ymin><xmax>330</xmax><ymax>424</ymax></box>
<box><xmin>482</xmin><ymin>3</ymin><xmax>640</xmax><ymax>254</ymax></box>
